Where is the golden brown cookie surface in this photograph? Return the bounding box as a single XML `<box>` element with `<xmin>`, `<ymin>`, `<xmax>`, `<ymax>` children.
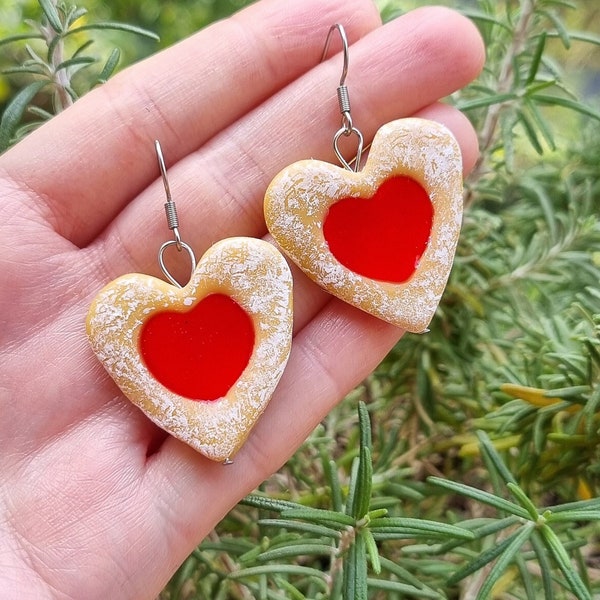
<box><xmin>264</xmin><ymin>118</ymin><xmax>463</xmax><ymax>333</ymax></box>
<box><xmin>86</xmin><ymin>237</ymin><xmax>293</xmax><ymax>462</ymax></box>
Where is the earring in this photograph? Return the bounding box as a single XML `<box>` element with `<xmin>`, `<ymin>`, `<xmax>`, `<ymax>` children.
<box><xmin>264</xmin><ymin>24</ymin><xmax>463</xmax><ymax>333</ymax></box>
<box><xmin>86</xmin><ymin>142</ymin><xmax>293</xmax><ymax>463</ymax></box>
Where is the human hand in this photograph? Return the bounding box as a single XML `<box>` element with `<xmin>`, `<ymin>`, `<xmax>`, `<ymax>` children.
<box><xmin>0</xmin><ymin>0</ymin><xmax>484</xmax><ymax>597</ymax></box>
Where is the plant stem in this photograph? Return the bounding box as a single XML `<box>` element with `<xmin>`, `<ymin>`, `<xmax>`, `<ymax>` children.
<box><xmin>207</xmin><ymin>530</ymin><xmax>254</xmax><ymax>600</ymax></box>
<box><xmin>41</xmin><ymin>0</ymin><xmax>74</xmax><ymax>111</ymax></box>
<box><xmin>465</xmin><ymin>0</ymin><xmax>536</xmax><ymax>207</ymax></box>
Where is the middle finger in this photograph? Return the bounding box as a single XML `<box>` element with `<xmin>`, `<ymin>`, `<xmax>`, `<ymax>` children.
<box><xmin>89</xmin><ymin>7</ymin><xmax>483</xmax><ymax>285</ymax></box>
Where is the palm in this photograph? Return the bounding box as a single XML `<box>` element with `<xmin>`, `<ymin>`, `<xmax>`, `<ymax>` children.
<box><xmin>0</xmin><ymin>1</ymin><xmax>484</xmax><ymax>598</ymax></box>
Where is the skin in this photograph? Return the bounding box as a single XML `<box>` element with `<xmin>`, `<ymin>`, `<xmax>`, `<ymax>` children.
<box><xmin>0</xmin><ymin>0</ymin><xmax>485</xmax><ymax>598</ymax></box>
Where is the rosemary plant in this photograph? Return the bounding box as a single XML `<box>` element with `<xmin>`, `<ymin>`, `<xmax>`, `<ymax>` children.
<box><xmin>179</xmin><ymin>1</ymin><xmax>599</xmax><ymax>597</ymax></box>
<box><xmin>0</xmin><ymin>0</ymin><xmax>157</xmax><ymax>151</ymax></box>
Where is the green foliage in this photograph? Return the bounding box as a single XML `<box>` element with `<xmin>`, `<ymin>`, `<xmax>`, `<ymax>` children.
<box><xmin>2</xmin><ymin>0</ymin><xmax>599</xmax><ymax>598</ymax></box>
<box><xmin>185</xmin><ymin>403</ymin><xmax>475</xmax><ymax>599</ymax></box>
<box><xmin>163</xmin><ymin>406</ymin><xmax>600</xmax><ymax>599</ymax></box>
<box><xmin>429</xmin><ymin>431</ymin><xmax>598</xmax><ymax>600</ymax></box>
<box><xmin>0</xmin><ymin>0</ymin><xmax>158</xmax><ymax>150</ymax></box>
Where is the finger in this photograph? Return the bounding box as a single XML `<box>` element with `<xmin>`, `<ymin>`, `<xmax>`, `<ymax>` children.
<box><xmin>92</xmin><ymin>7</ymin><xmax>484</xmax><ymax>284</ymax></box>
<box><xmin>0</xmin><ymin>0</ymin><xmax>381</xmax><ymax>247</ymax></box>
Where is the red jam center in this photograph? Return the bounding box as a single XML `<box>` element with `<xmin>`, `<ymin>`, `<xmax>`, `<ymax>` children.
<box><xmin>139</xmin><ymin>294</ymin><xmax>255</xmax><ymax>401</ymax></box>
<box><xmin>323</xmin><ymin>176</ymin><xmax>434</xmax><ymax>283</ymax></box>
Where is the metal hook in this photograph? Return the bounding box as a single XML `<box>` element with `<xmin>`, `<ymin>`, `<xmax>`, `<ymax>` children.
<box><xmin>320</xmin><ymin>24</ymin><xmax>363</xmax><ymax>172</ymax></box>
<box><xmin>154</xmin><ymin>140</ymin><xmax>196</xmax><ymax>287</ymax></box>
<box><xmin>155</xmin><ymin>140</ymin><xmax>181</xmax><ymax>246</ymax></box>
<box><xmin>321</xmin><ymin>23</ymin><xmax>349</xmax><ymax>87</ymax></box>
<box><xmin>155</xmin><ymin>140</ymin><xmax>172</xmax><ymax>202</ymax></box>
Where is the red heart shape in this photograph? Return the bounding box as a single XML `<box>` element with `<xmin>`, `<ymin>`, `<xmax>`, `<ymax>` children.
<box><xmin>323</xmin><ymin>176</ymin><xmax>433</xmax><ymax>283</ymax></box>
<box><xmin>139</xmin><ymin>294</ymin><xmax>255</xmax><ymax>401</ymax></box>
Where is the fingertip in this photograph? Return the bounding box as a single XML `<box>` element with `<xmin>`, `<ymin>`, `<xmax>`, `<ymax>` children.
<box><xmin>240</xmin><ymin>0</ymin><xmax>382</xmax><ymax>45</ymax></box>
<box><xmin>452</xmin><ymin>108</ymin><xmax>481</xmax><ymax>176</ymax></box>
<box><xmin>345</xmin><ymin>0</ymin><xmax>383</xmax><ymax>36</ymax></box>
<box><xmin>238</xmin><ymin>0</ymin><xmax>382</xmax><ymax>87</ymax></box>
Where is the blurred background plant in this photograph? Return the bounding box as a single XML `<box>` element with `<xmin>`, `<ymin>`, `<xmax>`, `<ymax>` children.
<box><xmin>1</xmin><ymin>0</ymin><xmax>599</xmax><ymax>597</ymax></box>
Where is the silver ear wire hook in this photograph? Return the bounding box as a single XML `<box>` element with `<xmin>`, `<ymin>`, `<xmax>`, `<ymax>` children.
<box><xmin>155</xmin><ymin>140</ymin><xmax>196</xmax><ymax>288</ymax></box>
<box><xmin>321</xmin><ymin>23</ymin><xmax>349</xmax><ymax>87</ymax></box>
<box><xmin>320</xmin><ymin>24</ymin><xmax>364</xmax><ymax>172</ymax></box>
<box><xmin>155</xmin><ymin>140</ymin><xmax>181</xmax><ymax>249</ymax></box>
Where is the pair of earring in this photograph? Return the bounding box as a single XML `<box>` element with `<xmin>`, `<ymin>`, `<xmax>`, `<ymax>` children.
<box><xmin>86</xmin><ymin>25</ymin><xmax>463</xmax><ymax>463</ymax></box>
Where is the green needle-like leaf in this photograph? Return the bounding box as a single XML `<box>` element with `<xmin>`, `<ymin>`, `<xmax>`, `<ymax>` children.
<box><xmin>539</xmin><ymin>524</ymin><xmax>592</xmax><ymax>600</ymax></box>
<box><xmin>258</xmin><ymin>519</ymin><xmax>342</xmax><ymax>539</ymax></box>
<box><xmin>362</xmin><ymin>528</ymin><xmax>381</xmax><ymax>574</ymax></box>
<box><xmin>428</xmin><ymin>477</ymin><xmax>530</xmax><ymax>519</ymax></box>
<box><xmin>2</xmin><ymin>66</ymin><xmax>47</xmax><ymax>76</ymax></box>
<box><xmin>525</xmin><ymin>99</ymin><xmax>556</xmax><ymax>150</ymax></box>
<box><xmin>254</xmin><ymin>543</ymin><xmax>333</xmax><ymax>563</ymax></box>
<box><xmin>67</xmin><ymin>22</ymin><xmax>159</xmax><ymax>41</ymax></box>
<box><xmin>366</xmin><ymin>578</ymin><xmax>444</xmax><ymax>598</ymax></box>
<box><xmin>526</xmin><ymin>32</ymin><xmax>547</xmax><ymax>85</ymax></box>
<box><xmin>72</xmin><ymin>39</ymin><xmax>94</xmax><ymax>58</ymax></box>
<box><xmin>477</xmin><ymin>431</ymin><xmax>518</xmax><ymax>485</ymax></box>
<box><xmin>448</xmin><ymin>524</ymin><xmax>532</xmax><ymax>586</ymax></box>
<box><xmin>456</xmin><ymin>92</ymin><xmax>517</xmax><ymax>111</ymax></box>
<box><xmin>518</xmin><ymin>110</ymin><xmax>544</xmax><ymax>154</ymax></box>
<box><xmin>97</xmin><ymin>49</ymin><xmax>121</xmax><ymax>85</ymax></box>
<box><xmin>345</xmin><ymin>457</ymin><xmax>360</xmax><ymax>518</ymax></box>
<box><xmin>350</xmin><ymin>403</ymin><xmax>373</xmax><ymax>519</ymax></box>
<box><xmin>506</xmin><ymin>482</ymin><xmax>542</xmax><ymax>521</ymax></box>
<box><xmin>351</xmin><ymin>410</ymin><xmax>373</xmax><ymax>519</ymax></box>
<box><xmin>342</xmin><ymin>538</ymin><xmax>357</xmax><ymax>600</ymax></box>
<box><xmin>437</xmin><ymin>516</ymin><xmax>521</xmax><ymax>553</ymax></box>
<box><xmin>534</xmin><ymin>94</ymin><xmax>600</xmax><ymax>120</ymax></box>
<box><xmin>0</xmin><ymin>80</ymin><xmax>47</xmax><ymax>153</ymax></box>
<box><xmin>540</xmin><ymin>8</ymin><xmax>571</xmax><ymax>48</ymax></box>
<box><xmin>228</xmin><ymin>565</ymin><xmax>328</xmax><ymax>581</ymax></box>
<box><xmin>459</xmin><ymin>8</ymin><xmax>512</xmax><ymax>31</ymax></box>
<box><xmin>281</xmin><ymin>508</ymin><xmax>355</xmax><ymax>528</ymax></box>
<box><xmin>476</xmin><ymin>523</ymin><xmax>535</xmax><ymax>599</ymax></box>
<box><xmin>241</xmin><ymin>494</ymin><xmax>304</xmax><ymax>512</ymax></box>
<box><xmin>55</xmin><ymin>56</ymin><xmax>96</xmax><ymax>72</ymax></box>
<box><xmin>530</xmin><ymin>531</ymin><xmax>556</xmax><ymax>600</ymax></box>
<box><xmin>545</xmin><ymin>510</ymin><xmax>600</xmax><ymax>523</ymax></box>
<box><xmin>370</xmin><ymin>517</ymin><xmax>475</xmax><ymax>541</ymax></box>
<box><xmin>550</xmin><ymin>498</ymin><xmax>600</xmax><ymax>513</ymax></box>
<box><xmin>0</xmin><ymin>33</ymin><xmax>44</xmax><ymax>47</ymax></box>
<box><xmin>39</xmin><ymin>0</ymin><xmax>63</xmax><ymax>33</ymax></box>
<box><xmin>344</xmin><ymin>532</ymin><xmax>367</xmax><ymax>600</ymax></box>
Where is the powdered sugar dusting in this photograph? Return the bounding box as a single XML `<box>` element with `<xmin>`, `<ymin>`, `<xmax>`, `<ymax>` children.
<box><xmin>264</xmin><ymin>118</ymin><xmax>463</xmax><ymax>333</ymax></box>
<box><xmin>86</xmin><ymin>237</ymin><xmax>293</xmax><ymax>462</ymax></box>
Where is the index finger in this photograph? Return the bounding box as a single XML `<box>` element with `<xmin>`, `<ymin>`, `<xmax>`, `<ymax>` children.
<box><xmin>0</xmin><ymin>0</ymin><xmax>381</xmax><ymax>247</ymax></box>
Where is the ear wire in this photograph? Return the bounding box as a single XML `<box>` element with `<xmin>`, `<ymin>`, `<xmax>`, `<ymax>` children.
<box><xmin>320</xmin><ymin>24</ymin><xmax>364</xmax><ymax>172</ymax></box>
<box><xmin>155</xmin><ymin>140</ymin><xmax>196</xmax><ymax>287</ymax></box>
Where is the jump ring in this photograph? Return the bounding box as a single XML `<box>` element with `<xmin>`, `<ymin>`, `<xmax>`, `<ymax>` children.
<box><xmin>158</xmin><ymin>240</ymin><xmax>197</xmax><ymax>288</ymax></box>
<box><xmin>333</xmin><ymin>126</ymin><xmax>364</xmax><ymax>172</ymax></box>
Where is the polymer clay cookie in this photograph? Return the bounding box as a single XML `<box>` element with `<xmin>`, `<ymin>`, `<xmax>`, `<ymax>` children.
<box><xmin>86</xmin><ymin>237</ymin><xmax>293</xmax><ymax>462</ymax></box>
<box><xmin>264</xmin><ymin>118</ymin><xmax>463</xmax><ymax>333</ymax></box>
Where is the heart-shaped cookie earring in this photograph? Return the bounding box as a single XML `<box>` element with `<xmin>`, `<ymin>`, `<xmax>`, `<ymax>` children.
<box><xmin>87</xmin><ymin>142</ymin><xmax>293</xmax><ymax>463</ymax></box>
<box><xmin>264</xmin><ymin>24</ymin><xmax>463</xmax><ymax>333</ymax></box>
